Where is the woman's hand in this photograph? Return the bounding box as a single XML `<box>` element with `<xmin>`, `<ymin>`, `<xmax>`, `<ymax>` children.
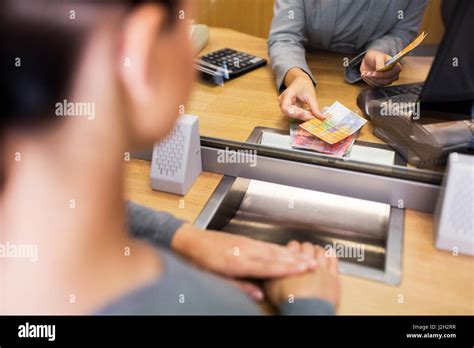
<box><xmin>171</xmin><ymin>224</ymin><xmax>318</xmax><ymax>279</ymax></box>
<box><xmin>360</xmin><ymin>49</ymin><xmax>402</xmax><ymax>87</ymax></box>
<box><xmin>278</xmin><ymin>68</ymin><xmax>325</xmax><ymax>121</ymax></box>
<box><xmin>264</xmin><ymin>241</ymin><xmax>340</xmax><ymax>309</ymax></box>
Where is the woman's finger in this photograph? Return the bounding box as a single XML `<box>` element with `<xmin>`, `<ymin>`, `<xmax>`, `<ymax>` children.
<box><xmin>254</xmin><ymin>255</ymin><xmax>311</xmax><ymax>278</ymax></box>
<box><xmin>362</xmin><ymin>76</ymin><xmax>380</xmax><ymax>87</ymax></box>
<box><xmin>302</xmin><ymin>94</ymin><xmax>325</xmax><ymax>120</ymax></box>
<box><xmin>280</xmin><ymin>89</ymin><xmax>318</xmax><ymax>121</ymax></box>
<box><xmin>375</xmin><ymin>52</ymin><xmax>390</xmax><ymax>71</ymax></box>
<box><xmin>284</xmin><ymin>104</ymin><xmax>315</xmax><ymax>121</ymax></box>
<box><xmin>287</xmin><ymin>240</ymin><xmax>301</xmax><ymax>253</ymax></box>
<box><xmin>260</xmin><ymin>243</ymin><xmax>310</xmax><ymax>264</ymax></box>
<box><xmin>301</xmin><ymin>242</ymin><xmax>318</xmax><ymax>269</ymax></box>
<box><xmin>302</xmin><ymin>242</ymin><xmax>315</xmax><ymax>259</ymax></box>
<box><xmin>228</xmin><ymin>254</ymin><xmax>308</xmax><ymax>278</ymax></box>
<box><xmin>280</xmin><ymin>89</ymin><xmax>296</xmax><ymax>109</ymax></box>
<box><xmin>314</xmin><ymin>245</ymin><xmax>328</xmax><ymax>268</ymax></box>
<box><xmin>370</xmin><ymin>75</ymin><xmax>398</xmax><ymax>86</ymax></box>
<box><xmin>328</xmin><ymin>252</ymin><xmax>340</xmax><ymax>275</ymax></box>
<box><xmin>233</xmin><ymin>239</ymin><xmax>315</xmax><ymax>278</ymax></box>
<box><xmin>366</xmin><ymin>62</ymin><xmax>402</xmax><ymax>80</ymax></box>
<box><xmin>370</xmin><ymin>68</ymin><xmax>401</xmax><ymax>80</ymax></box>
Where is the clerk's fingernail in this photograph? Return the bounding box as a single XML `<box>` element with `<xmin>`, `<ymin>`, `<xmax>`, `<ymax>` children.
<box><xmin>252</xmin><ymin>290</ymin><xmax>264</xmax><ymax>301</ymax></box>
<box><xmin>281</xmin><ymin>256</ymin><xmax>301</xmax><ymax>263</ymax></box>
<box><xmin>300</xmin><ymin>253</ymin><xmax>313</xmax><ymax>260</ymax></box>
<box><xmin>297</xmin><ymin>263</ymin><xmax>307</xmax><ymax>271</ymax></box>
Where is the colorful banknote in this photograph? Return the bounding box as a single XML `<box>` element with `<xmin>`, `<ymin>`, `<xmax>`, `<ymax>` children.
<box><xmin>377</xmin><ymin>31</ymin><xmax>428</xmax><ymax>72</ymax></box>
<box><xmin>299</xmin><ymin>101</ymin><xmax>367</xmax><ymax>145</ymax></box>
<box><xmin>290</xmin><ymin>120</ymin><xmax>356</xmax><ymax>157</ymax></box>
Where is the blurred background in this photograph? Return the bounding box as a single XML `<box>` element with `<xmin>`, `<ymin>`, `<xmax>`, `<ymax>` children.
<box><xmin>195</xmin><ymin>0</ymin><xmax>444</xmax><ymax>46</ymax></box>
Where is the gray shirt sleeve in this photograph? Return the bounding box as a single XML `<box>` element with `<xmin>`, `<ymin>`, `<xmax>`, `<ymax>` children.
<box><xmin>268</xmin><ymin>0</ymin><xmax>316</xmax><ymax>91</ymax></box>
<box><xmin>122</xmin><ymin>207</ymin><xmax>337</xmax><ymax>315</ymax></box>
<box><xmin>279</xmin><ymin>298</ymin><xmax>335</xmax><ymax>315</ymax></box>
<box><xmin>127</xmin><ymin>201</ymin><xmax>185</xmax><ymax>248</ymax></box>
<box><xmin>96</xmin><ymin>249</ymin><xmax>336</xmax><ymax>316</ymax></box>
<box><xmin>269</xmin><ymin>0</ymin><xmax>428</xmax><ymax>89</ymax></box>
<box><xmin>365</xmin><ymin>0</ymin><xmax>428</xmax><ymax>56</ymax></box>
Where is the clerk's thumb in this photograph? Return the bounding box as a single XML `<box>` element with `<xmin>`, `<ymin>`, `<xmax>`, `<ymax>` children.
<box><xmin>376</xmin><ymin>54</ymin><xmax>389</xmax><ymax>71</ymax></box>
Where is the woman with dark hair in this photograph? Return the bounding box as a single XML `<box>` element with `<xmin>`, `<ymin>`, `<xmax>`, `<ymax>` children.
<box><xmin>1</xmin><ymin>0</ymin><xmax>340</xmax><ymax>315</ymax></box>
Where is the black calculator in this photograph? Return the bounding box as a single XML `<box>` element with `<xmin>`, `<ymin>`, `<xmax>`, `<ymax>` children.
<box><xmin>194</xmin><ymin>48</ymin><xmax>267</xmax><ymax>83</ymax></box>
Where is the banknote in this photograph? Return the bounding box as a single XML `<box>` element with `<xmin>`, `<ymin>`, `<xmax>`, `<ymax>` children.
<box><xmin>377</xmin><ymin>31</ymin><xmax>427</xmax><ymax>72</ymax></box>
<box><xmin>299</xmin><ymin>101</ymin><xmax>367</xmax><ymax>145</ymax></box>
<box><xmin>290</xmin><ymin>120</ymin><xmax>356</xmax><ymax>156</ymax></box>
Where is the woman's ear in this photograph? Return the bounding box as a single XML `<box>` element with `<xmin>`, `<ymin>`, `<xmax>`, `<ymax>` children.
<box><xmin>118</xmin><ymin>2</ymin><xmax>194</xmax><ymax>149</ymax></box>
<box><xmin>119</xmin><ymin>4</ymin><xmax>165</xmax><ymax>105</ymax></box>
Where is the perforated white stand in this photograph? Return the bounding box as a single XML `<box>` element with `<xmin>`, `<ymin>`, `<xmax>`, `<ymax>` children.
<box><xmin>434</xmin><ymin>153</ymin><xmax>474</xmax><ymax>255</ymax></box>
<box><xmin>150</xmin><ymin>114</ymin><xmax>202</xmax><ymax>195</ymax></box>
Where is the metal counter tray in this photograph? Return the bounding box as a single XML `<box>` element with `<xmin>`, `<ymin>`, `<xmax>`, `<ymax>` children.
<box><xmin>195</xmin><ymin>176</ymin><xmax>404</xmax><ymax>284</ymax></box>
<box><xmin>195</xmin><ymin>127</ymin><xmax>405</xmax><ymax>284</ymax></box>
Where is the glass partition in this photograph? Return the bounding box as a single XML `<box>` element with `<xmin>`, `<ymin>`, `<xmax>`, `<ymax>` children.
<box><xmin>188</xmin><ymin>0</ymin><xmax>473</xmax><ymax>182</ymax></box>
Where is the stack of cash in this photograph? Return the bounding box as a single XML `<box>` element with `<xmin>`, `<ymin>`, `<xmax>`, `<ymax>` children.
<box><xmin>290</xmin><ymin>101</ymin><xmax>367</xmax><ymax>156</ymax></box>
<box><xmin>290</xmin><ymin>121</ymin><xmax>357</xmax><ymax>156</ymax></box>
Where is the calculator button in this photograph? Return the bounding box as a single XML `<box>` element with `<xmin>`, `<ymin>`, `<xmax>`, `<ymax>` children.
<box><xmin>249</xmin><ymin>57</ymin><xmax>263</xmax><ymax>64</ymax></box>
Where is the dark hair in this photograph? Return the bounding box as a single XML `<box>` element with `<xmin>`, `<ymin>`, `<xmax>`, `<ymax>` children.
<box><xmin>1</xmin><ymin>0</ymin><xmax>176</xmax><ymax>130</ymax></box>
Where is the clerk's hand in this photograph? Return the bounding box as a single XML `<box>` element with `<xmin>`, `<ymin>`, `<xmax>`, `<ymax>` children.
<box><xmin>278</xmin><ymin>68</ymin><xmax>325</xmax><ymax>121</ymax></box>
<box><xmin>171</xmin><ymin>224</ymin><xmax>317</xmax><ymax>279</ymax></box>
<box><xmin>264</xmin><ymin>242</ymin><xmax>341</xmax><ymax>309</ymax></box>
<box><xmin>360</xmin><ymin>49</ymin><xmax>402</xmax><ymax>87</ymax></box>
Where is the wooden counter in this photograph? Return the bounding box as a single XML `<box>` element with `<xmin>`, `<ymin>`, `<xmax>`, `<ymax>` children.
<box><xmin>125</xmin><ymin>28</ymin><xmax>474</xmax><ymax>315</ymax></box>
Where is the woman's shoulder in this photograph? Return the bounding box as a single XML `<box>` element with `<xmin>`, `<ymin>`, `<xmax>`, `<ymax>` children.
<box><xmin>95</xmin><ymin>249</ymin><xmax>261</xmax><ymax>315</ymax></box>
